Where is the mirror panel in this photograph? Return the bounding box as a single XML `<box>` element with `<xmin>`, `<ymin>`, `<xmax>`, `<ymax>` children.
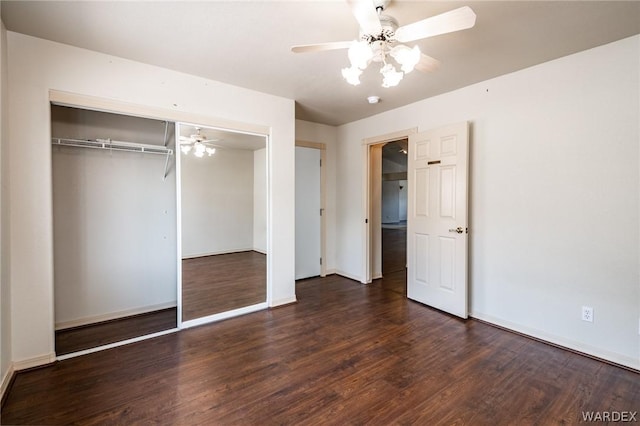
<box><xmin>179</xmin><ymin>123</ymin><xmax>267</xmax><ymax>321</ymax></box>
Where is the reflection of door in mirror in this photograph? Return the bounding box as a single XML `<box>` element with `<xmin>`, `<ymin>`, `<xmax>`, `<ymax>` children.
<box><xmin>179</xmin><ymin>124</ymin><xmax>267</xmax><ymax>322</ymax></box>
<box><xmin>51</xmin><ymin>105</ymin><xmax>178</xmax><ymax>356</ymax></box>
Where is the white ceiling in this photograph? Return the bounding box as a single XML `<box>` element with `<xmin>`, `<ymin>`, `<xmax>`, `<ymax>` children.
<box><xmin>2</xmin><ymin>1</ymin><xmax>639</xmax><ymax>126</ymax></box>
<box><xmin>180</xmin><ymin>123</ymin><xmax>267</xmax><ymax>150</ymax></box>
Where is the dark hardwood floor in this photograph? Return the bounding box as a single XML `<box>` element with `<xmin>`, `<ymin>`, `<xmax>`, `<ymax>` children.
<box><xmin>3</xmin><ymin>273</ymin><xmax>638</xmax><ymax>425</ymax></box>
<box><xmin>55</xmin><ymin>308</ymin><xmax>177</xmax><ymax>355</ymax></box>
<box><xmin>182</xmin><ymin>251</ymin><xmax>267</xmax><ymax>321</ymax></box>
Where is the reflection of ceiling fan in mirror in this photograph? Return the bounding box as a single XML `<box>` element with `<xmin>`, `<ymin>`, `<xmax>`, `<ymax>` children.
<box><xmin>179</xmin><ymin>128</ymin><xmax>221</xmax><ymax>157</ymax></box>
<box><xmin>291</xmin><ymin>0</ymin><xmax>476</xmax><ymax>87</ymax></box>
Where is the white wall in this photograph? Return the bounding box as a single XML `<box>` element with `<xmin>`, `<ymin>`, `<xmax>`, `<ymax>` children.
<box><xmin>253</xmin><ymin>147</ymin><xmax>267</xmax><ymax>253</ymax></box>
<box><xmin>7</xmin><ymin>32</ymin><xmax>295</xmax><ymax>367</ymax></box>
<box><xmin>295</xmin><ymin>120</ymin><xmax>337</xmax><ymax>273</ymax></box>
<box><xmin>0</xmin><ymin>17</ymin><xmax>13</xmax><ymax>396</ymax></box>
<box><xmin>181</xmin><ymin>149</ymin><xmax>254</xmax><ymax>257</ymax></box>
<box><xmin>336</xmin><ymin>36</ymin><xmax>640</xmax><ymax>369</ymax></box>
<box><xmin>53</xmin><ymin>148</ymin><xmax>178</xmax><ymax>325</ymax></box>
<box><xmin>398</xmin><ymin>180</ymin><xmax>407</xmax><ymax>222</ymax></box>
<box><xmin>382</xmin><ymin>157</ymin><xmax>406</xmax><ymax>173</ymax></box>
<box><xmin>381</xmin><ymin>180</ymin><xmax>400</xmax><ymax>224</ymax></box>
<box><xmin>51</xmin><ymin>107</ymin><xmax>177</xmax><ymax>326</ymax></box>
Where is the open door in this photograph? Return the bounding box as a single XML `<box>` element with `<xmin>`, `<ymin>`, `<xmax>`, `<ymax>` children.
<box><xmin>407</xmin><ymin>122</ymin><xmax>469</xmax><ymax>318</ymax></box>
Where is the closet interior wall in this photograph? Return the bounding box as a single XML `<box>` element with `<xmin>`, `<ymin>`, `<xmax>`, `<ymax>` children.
<box><xmin>51</xmin><ymin>105</ymin><xmax>177</xmax><ymax>330</ymax></box>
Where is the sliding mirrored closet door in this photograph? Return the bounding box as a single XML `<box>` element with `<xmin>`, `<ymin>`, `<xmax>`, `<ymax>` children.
<box><xmin>51</xmin><ymin>105</ymin><xmax>178</xmax><ymax>356</ymax></box>
<box><xmin>178</xmin><ymin>123</ymin><xmax>268</xmax><ymax>323</ymax></box>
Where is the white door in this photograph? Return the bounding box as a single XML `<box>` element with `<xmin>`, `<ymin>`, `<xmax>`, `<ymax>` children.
<box><xmin>295</xmin><ymin>146</ymin><xmax>321</xmax><ymax>279</ymax></box>
<box><xmin>407</xmin><ymin>122</ymin><xmax>469</xmax><ymax>318</ymax></box>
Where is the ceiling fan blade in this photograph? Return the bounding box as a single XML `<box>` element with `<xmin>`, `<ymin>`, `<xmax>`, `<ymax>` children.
<box><xmin>291</xmin><ymin>41</ymin><xmax>353</xmax><ymax>53</ymax></box>
<box><xmin>346</xmin><ymin>0</ymin><xmax>382</xmax><ymax>35</ymax></box>
<box><xmin>415</xmin><ymin>53</ymin><xmax>441</xmax><ymax>73</ymax></box>
<box><xmin>395</xmin><ymin>6</ymin><xmax>476</xmax><ymax>43</ymax></box>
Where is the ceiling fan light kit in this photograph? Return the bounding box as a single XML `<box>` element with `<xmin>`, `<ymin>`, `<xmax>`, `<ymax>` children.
<box><xmin>292</xmin><ymin>0</ymin><xmax>476</xmax><ymax>89</ymax></box>
<box><xmin>180</xmin><ymin>128</ymin><xmax>219</xmax><ymax>157</ymax></box>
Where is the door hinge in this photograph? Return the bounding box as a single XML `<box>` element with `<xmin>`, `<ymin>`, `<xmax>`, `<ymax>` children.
<box><xmin>365</xmin><ymin>218</ymin><xmax>368</xmax><ymax>224</ymax></box>
<box><xmin>320</xmin><ymin>208</ymin><xmax>323</xmax><ymax>216</ymax></box>
<box><xmin>320</xmin><ymin>257</ymin><xmax>323</xmax><ymax>265</ymax></box>
<box><xmin>319</xmin><ymin>159</ymin><xmax>322</xmax><ymax>167</ymax></box>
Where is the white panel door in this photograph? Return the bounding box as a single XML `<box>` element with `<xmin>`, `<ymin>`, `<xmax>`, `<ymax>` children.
<box><xmin>407</xmin><ymin>122</ymin><xmax>469</xmax><ymax>318</ymax></box>
<box><xmin>295</xmin><ymin>147</ymin><xmax>321</xmax><ymax>279</ymax></box>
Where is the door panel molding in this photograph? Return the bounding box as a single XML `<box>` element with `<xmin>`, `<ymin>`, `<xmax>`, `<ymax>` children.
<box><xmin>407</xmin><ymin>122</ymin><xmax>469</xmax><ymax>318</ymax></box>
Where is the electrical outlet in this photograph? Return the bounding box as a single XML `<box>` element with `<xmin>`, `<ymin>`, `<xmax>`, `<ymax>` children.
<box><xmin>582</xmin><ymin>306</ymin><xmax>594</xmax><ymax>322</ymax></box>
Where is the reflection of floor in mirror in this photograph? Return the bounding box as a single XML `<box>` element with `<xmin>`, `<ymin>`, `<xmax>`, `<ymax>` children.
<box><xmin>55</xmin><ymin>307</ymin><xmax>177</xmax><ymax>356</ymax></box>
<box><xmin>182</xmin><ymin>251</ymin><xmax>267</xmax><ymax>321</ymax></box>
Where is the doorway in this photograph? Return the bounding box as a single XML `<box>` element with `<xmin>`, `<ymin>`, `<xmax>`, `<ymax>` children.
<box><xmin>380</xmin><ymin>141</ymin><xmax>408</xmax><ymax>295</ymax></box>
<box><xmin>363</xmin><ymin>128</ymin><xmax>416</xmax><ymax>285</ymax></box>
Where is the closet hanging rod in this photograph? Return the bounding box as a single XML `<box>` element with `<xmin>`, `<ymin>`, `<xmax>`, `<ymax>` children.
<box><xmin>51</xmin><ymin>138</ymin><xmax>174</xmax><ymax>156</ymax></box>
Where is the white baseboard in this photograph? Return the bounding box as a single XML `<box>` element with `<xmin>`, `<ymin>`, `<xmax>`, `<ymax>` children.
<box><xmin>55</xmin><ymin>301</ymin><xmax>177</xmax><ymax>330</ymax></box>
<box><xmin>253</xmin><ymin>248</ymin><xmax>267</xmax><ymax>255</ymax></box>
<box><xmin>182</xmin><ymin>248</ymin><xmax>253</xmax><ymax>259</ymax></box>
<box><xmin>271</xmin><ymin>296</ymin><xmax>297</xmax><ymax>307</ymax></box>
<box><xmin>1</xmin><ymin>362</ymin><xmax>15</xmax><ymax>401</ymax></box>
<box><xmin>334</xmin><ymin>269</ymin><xmax>364</xmax><ymax>283</ymax></box>
<box><xmin>13</xmin><ymin>352</ymin><xmax>56</xmax><ymax>371</ymax></box>
<box><xmin>471</xmin><ymin>311</ymin><xmax>639</xmax><ymax>371</ymax></box>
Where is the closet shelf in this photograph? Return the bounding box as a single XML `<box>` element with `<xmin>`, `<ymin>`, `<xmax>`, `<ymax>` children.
<box><xmin>51</xmin><ymin>137</ymin><xmax>174</xmax><ymax>156</ymax></box>
<box><xmin>52</xmin><ymin>137</ymin><xmax>174</xmax><ymax>181</ymax></box>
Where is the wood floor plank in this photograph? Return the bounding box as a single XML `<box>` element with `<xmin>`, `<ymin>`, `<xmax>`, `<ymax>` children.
<box><xmin>2</xmin><ymin>274</ymin><xmax>639</xmax><ymax>425</ymax></box>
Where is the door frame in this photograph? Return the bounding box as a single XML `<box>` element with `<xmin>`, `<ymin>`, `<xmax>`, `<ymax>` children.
<box><xmin>295</xmin><ymin>140</ymin><xmax>327</xmax><ymax>277</ymax></box>
<box><xmin>361</xmin><ymin>128</ymin><xmax>417</xmax><ymax>284</ymax></box>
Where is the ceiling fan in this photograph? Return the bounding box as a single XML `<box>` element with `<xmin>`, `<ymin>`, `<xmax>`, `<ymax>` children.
<box><xmin>291</xmin><ymin>0</ymin><xmax>476</xmax><ymax>87</ymax></box>
<box><xmin>179</xmin><ymin>128</ymin><xmax>220</xmax><ymax>157</ymax></box>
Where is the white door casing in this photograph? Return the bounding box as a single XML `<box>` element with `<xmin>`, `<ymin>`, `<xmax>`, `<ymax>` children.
<box><xmin>295</xmin><ymin>146</ymin><xmax>321</xmax><ymax>279</ymax></box>
<box><xmin>407</xmin><ymin>122</ymin><xmax>469</xmax><ymax>318</ymax></box>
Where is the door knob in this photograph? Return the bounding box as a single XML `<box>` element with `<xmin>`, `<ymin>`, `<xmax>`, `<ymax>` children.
<box><xmin>449</xmin><ymin>227</ymin><xmax>464</xmax><ymax>234</ymax></box>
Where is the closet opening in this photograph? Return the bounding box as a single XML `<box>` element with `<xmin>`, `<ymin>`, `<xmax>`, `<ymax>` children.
<box><xmin>51</xmin><ymin>105</ymin><xmax>178</xmax><ymax>357</ymax></box>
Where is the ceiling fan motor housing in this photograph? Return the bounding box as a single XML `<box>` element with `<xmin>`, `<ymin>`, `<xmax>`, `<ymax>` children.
<box><xmin>360</xmin><ymin>14</ymin><xmax>398</xmax><ymax>44</ymax></box>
